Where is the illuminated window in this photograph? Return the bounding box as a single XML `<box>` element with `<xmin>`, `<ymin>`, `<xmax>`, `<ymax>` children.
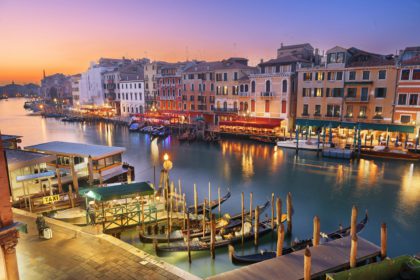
<box><xmin>314</xmin><ymin>88</ymin><xmax>323</xmax><ymax>97</ymax></box>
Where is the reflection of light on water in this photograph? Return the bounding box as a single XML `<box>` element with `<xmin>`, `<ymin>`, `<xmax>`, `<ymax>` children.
<box><xmin>399</xmin><ymin>163</ymin><xmax>420</xmax><ymax>211</ymax></box>
<box><xmin>150</xmin><ymin>138</ymin><xmax>159</xmax><ymax>165</ymax></box>
<box><xmin>241</xmin><ymin>151</ymin><xmax>254</xmax><ymax>180</ymax></box>
<box><xmin>223</xmin><ymin>161</ymin><xmax>231</xmax><ymax>180</ymax></box>
<box><xmin>356</xmin><ymin>159</ymin><xmax>380</xmax><ymax>186</ymax></box>
<box><xmin>270</xmin><ymin>148</ymin><xmax>283</xmax><ymax>173</ymax></box>
<box><xmin>105</xmin><ymin>124</ymin><xmax>113</xmax><ymax>146</ymax></box>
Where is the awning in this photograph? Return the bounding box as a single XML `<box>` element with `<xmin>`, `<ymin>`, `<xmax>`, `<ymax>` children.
<box><xmin>220</xmin><ymin>118</ymin><xmax>282</xmax><ymax>129</ymax></box>
<box><xmin>79</xmin><ymin>182</ymin><xmax>154</xmax><ymax>201</ymax></box>
<box><xmin>16</xmin><ymin>171</ymin><xmax>55</xmax><ymax>182</ymax></box>
<box><xmin>296</xmin><ymin>119</ymin><xmax>415</xmax><ymax>133</ymax></box>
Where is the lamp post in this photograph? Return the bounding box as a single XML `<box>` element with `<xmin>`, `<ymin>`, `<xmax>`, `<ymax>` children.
<box><xmin>162</xmin><ymin>153</ymin><xmax>173</xmax><ymax>204</ymax></box>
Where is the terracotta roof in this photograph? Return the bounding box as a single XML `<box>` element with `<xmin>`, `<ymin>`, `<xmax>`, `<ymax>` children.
<box><xmin>346</xmin><ymin>47</ymin><xmax>395</xmax><ymax>67</ymax></box>
<box><xmin>278</xmin><ymin>43</ymin><xmax>313</xmax><ymax>50</ymax></box>
<box><xmin>183</xmin><ymin>59</ymin><xmax>253</xmax><ymax>73</ymax></box>
<box><xmin>259</xmin><ymin>55</ymin><xmax>310</xmax><ymax>66</ymax></box>
<box><xmin>400</xmin><ymin>46</ymin><xmax>420</xmax><ymax>66</ymax></box>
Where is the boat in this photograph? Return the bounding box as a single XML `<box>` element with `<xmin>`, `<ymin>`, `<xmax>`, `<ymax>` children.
<box><xmin>187</xmin><ymin>191</ymin><xmax>231</xmax><ymax>215</ymax></box>
<box><xmin>277</xmin><ymin>139</ymin><xmax>331</xmax><ymax>151</ymax></box>
<box><xmin>140</xmin><ymin>126</ymin><xmax>154</xmax><ymax>133</ymax></box>
<box><xmin>155</xmin><ymin>219</ymin><xmax>275</xmax><ymax>255</ymax></box>
<box><xmin>229</xmin><ymin>211</ymin><xmax>369</xmax><ymax>265</ymax></box>
<box><xmin>139</xmin><ymin>200</ymin><xmax>272</xmax><ymax>244</ymax></box>
<box><xmin>129</xmin><ymin>123</ymin><xmax>140</xmax><ymax>132</ymax></box>
<box><xmin>361</xmin><ymin>146</ymin><xmax>420</xmax><ymax>161</ymax></box>
<box><xmin>152</xmin><ymin>126</ymin><xmax>170</xmax><ymax>137</ymax></box>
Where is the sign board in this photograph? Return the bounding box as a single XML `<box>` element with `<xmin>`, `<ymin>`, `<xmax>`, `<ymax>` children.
<box><xmin>42</xmin><ymin>195</ymin><xmax>60</xmax><ymax>204</ymax></box>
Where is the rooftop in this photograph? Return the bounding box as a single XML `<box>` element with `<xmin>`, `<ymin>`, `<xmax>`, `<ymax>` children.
<box><xmin>1</xmin><ymin>134</ymin><xmax>22</xmax><ymax>142</ymax></box>
<box><xmin>259</xmin><ymin>55</ymin><xmax>310</xmax><ymax>66</ymax></box>
<box><xmin>25</xmin><ymin>141</ymin><xmax>125</xmax><ymax>159</ymax></box>
<box><xmin>5</xmin><ymin>149</ymin><xmax>56</xmax><ymax>171</ymax></box>
<box><xmin>277</xmin><ymin>43</ymin><xmax>313</xmax><ymax>51</ymax></box>
<box><xmin>346</xmin><ymin>47</ymin><xmax>395</xmax><ymax>67</ymax></box>
<box><xmin>183</xmin><ymin>58</ymin><xmax>253</xmax><ymax>73</ymax></box>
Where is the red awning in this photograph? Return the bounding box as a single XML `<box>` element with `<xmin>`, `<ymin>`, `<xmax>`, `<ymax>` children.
<box><xmin>219</xmin><ymin>118</ymin><xmax>282</xmax><ymax>129</ymax></box>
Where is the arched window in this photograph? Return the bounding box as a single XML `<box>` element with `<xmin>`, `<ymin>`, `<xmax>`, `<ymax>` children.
<box><xmin>240</xmin><ymin>85</ymin><xmax>244</xmax><ymax>92</ymax></box>
<box><xmin>265</xmin><ymin>80</ymin><xmax>271</xmax><ymax>93</ymax></box>
<box><xmin>240</xmin><ymin>102</ymin><xmax>244</xmax><ymax>111</ymax></box>
<box><xmin>282</xmin><ymin>80</ymin><xmax>287</xmax><ymax>93</ymax></box>
<box><xmin>136</xmin><ymin>107</ymin><xmax>139</xmax><ymax>113</ymax></box>
<box><xmin>223</xmin><ymin>101</ymin><xmax>227</xmax><ymax>110</ymax></box>
<box><xmin>251</xmin><ymin>81</ymin><xmax>255</xmax><ymax>93</ymax></box>
<box><xmin>244</xmin><ymin>102</ymin><xmax>249</xmax><ymax>111</ymax></box>
<box><xmin>245</xmin><ymin>84</ymin><xmax>249</xmax><ymax>92</ymax></box>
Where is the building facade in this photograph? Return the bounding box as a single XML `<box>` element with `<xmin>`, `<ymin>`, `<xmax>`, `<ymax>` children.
<box><xmin>395</xmin><ymin>46</ymin><xmax>420</xmax><ymax>138</ymax></box>
<box><xmin>70</xmin><ymin>74</ymin><xmax>81</xmax><ymax>107</ymax></box>
<box><xmin>119</xmin><ymin>75</ymin><xmax>145</xmax><ymax>116</ymax></box>
<box><xmin>40</xmin><ymin>73</ymin><xmax>72</xmax><ymax>101</ymax></box>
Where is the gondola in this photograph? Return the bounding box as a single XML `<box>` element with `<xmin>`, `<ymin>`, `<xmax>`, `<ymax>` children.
<box><xmin>187</xmin><ymin>190</ymin><xmax>231</xmax><ymax>215</ymax></box>
<box><xmin>139</xmin><ymin>200</ymin><xmax>271</xmax><ymax>243</ymax></box>
<box><xmin>155</xmin><ymin>219</ymin><xmax>276</xmax><ymax>255</ymax></box>
<box><xmin>229</xmin><ymin>211</ymin><xmax>369</xmax><ymax>265</ymax></box>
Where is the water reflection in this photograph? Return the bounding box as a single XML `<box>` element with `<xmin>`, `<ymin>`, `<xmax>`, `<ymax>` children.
<box><xmin>400</xmin><ymin>164</ymin><xmax>420</xmax><ymax>211</ymax></box>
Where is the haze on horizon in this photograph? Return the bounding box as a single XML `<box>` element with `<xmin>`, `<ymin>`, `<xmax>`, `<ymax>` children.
<box><xmin>1</xmin><ymin>0</ymin><xmax>419</xmax><ymax>85</ymax></box>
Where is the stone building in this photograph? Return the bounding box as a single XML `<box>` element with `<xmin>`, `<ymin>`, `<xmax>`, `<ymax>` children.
<box><xmin>40</xmin><ymin>73</ymin><xmax>72</xmax><ymax>101</ymax></box>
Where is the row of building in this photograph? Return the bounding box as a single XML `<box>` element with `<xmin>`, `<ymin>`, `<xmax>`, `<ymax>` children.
<box><xmin>41</xmin><ymin>43</ymin><xmax>420</xmax><ymax>138</ymax></box>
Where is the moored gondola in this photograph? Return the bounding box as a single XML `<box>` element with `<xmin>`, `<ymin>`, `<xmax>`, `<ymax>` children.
<box><xmin>229</xmin><ymin>211</ymin><xmax>369</xmax><ymax>265</ymax></box>
<box><xmin>155</xmin><ymin>219</ymin><xmax>276</xmax><ymax>255</ymax></box>
<box><xmin>139</xmin><ymin>200</ymin><xmax>271</xmax><ymax>243</ymax></box>
<box><xmin>187</xmin><ymin>190</ymin><xmax>231</xmax><ymax>215</ymax></box>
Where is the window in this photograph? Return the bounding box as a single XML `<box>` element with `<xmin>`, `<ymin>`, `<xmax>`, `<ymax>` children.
<box><xmin>265</xmin><ymin>100</ymin><xmax>270</xmax><ymax>113</ymax></box>
<box><xmin>203</xmin><ymin>84</ymin><xmax>206</xmax><ymax>91</ymax></box>
<box><xmin>211</xmin><ymin>83</ymin><xmax>214</xmax><ymax>91</ymax></box>
<box><xmin>413</xmin><ymin>69</ymin><xmax>420</xmax><ymax>80</ymax></box>
<box><xmin>191</xmin><ymin>84</ymin><xmax>194</xmax><ymax>91</ymax></box>
<box><xmin>265</xmin><ymin>80</ymin><xmax>271</xmax><ymax>92</ymax></box>
<box><xmin>362</xmin><ymin>71</ymin><xmax>370</xmax><ymax>80</ymax></box>
<box><xmin>378</xmin><ymin>70</ymin><xmax>386</xmax><ymax>80</ymax></box>
<box><xmin>190</xmin><ymin>95</ymin><xmax>194</xmax><ymax>101</ymax></box>
<box><xmin>303</xmin><ymin>104</ymin><xmax>309</xmax><ymax>116</ymax></box>
<box><xmin>190</xmin><ymin>104</ymin><xmax>195</xmax><ymax>110</ymax></box>
<box><xmin>409</xmin><ymin>94</ymin><xmax>418</xmax><ymax>105</ymax></box>
<box><xmin>314</xmin><ymin>88</ymin><xmax>323</xmax><ymax>97</ymax></box>
<box><xmin>375</xmin><ymin>88</ymin><xmax>387</xmax><ymax>98</ymax></box>
<box><xmin>183</xmin><ymin>84</ymin><xmax>186</xmax><ymax>91</ymax></box>
<box><xmin>326</xmin><ymin>104</ymin><xmax>340</xmax><ymax>117</ymax></box>
<box><xmin>401</xmin><ymin>69</ymin><xmax>410</xmax><ymax>80</ymax></box>
<box><xmin>282</xmin><ymin>100</ymin><xmax>286</xmax><ymax>113</ymax></box>
<box><xmin>302</xmin><ymin>88</ymin><xmax>311</xmax><ymax>97</ymax></box>
<box><xmin>375</xmin><ymin>106</ymin><xmax>383</xmax><ymax>115</ymax></box>
<box><xmin>332</xmin><ymin>88</ymin><xmax>343</xmax><ymax>97</ymax></box>
<box><xmin>314</xmin><ymin>105</ymin><xmax>321</xmax><ymax>116</ymax></box>
<box><xmin>347</xmin><ymin>88</ymin><xmax>357</xmax><ymax>98</ymax></box>
<box><xmin>234</xmin><ymin>72</ymin><xmax>238</xmax><ymax>81</ymax></box>
<box><xmin>282</xmin><ymin>80</ymin><xmax>287</xmax><ymax>93</ymax></box>
<box><xmin>359</xmin><ymin>106</ymin><xmax>367</xmax><ymax>118</ymax></box>
<box><xmin>400</xmin><ymin>115</ymin><xmax>411</xmax><ymax>123</ymax></box>
<box><xmin>251</xmin><ymin>81</ymin><xmax>256</xmax><ymax>93</ymax></box>
<box><xmin>223</xmin><ymin>73</ymin><xmax>228</xmax><ymax>81</ymax></box>
<box><xmin>223</xmin><ymin>86</ymin><xmax>228</xmax><ymax>95</ymax></box>
<box><xmin>361</xmin><ymin>88</ymin><xmax>369</xmax><ymax>101</ymax></box>
<box><xmin>315</xmin><ymin>72</ymin><xmax>324</xmax><ymax>81</ymax></box>
<box><xmin>398</xmin><ymin>94</ymin><xmax>407</xmax><ymax>105</ymax></box>
<box><xmin>336</xmin><ymin>72</ymin><xmax>343</xmax><ymax>80</ymax></box>
<box><xmin>346</xmin><ymin>105</ymin><xmax>353</xmax><ymax>117</ymax></box>
<box><xmin>188</xmin><ymin>74</ymin><xmax>194</xmax><ymax>80</ymax></box>
<box><xmin>327</xmin><ymin>72</ymin><xmax>332</xmax><ymax>81</ymax></box>
<box><xmin>349</xmin><ymin>71</ymin><xmax>356</xmax><ymax>80</ymax></box>
<box><xmin>326</xmin><ymin>88</ymin><xmax>330</xmax><ymax>97</ymax></box>
<box><xmin>303</xmin><ymin>72</ymin><xmax>312</xmax><ymax>81</ymax></box>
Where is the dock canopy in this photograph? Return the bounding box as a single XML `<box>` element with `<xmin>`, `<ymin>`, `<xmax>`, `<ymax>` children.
<box><xmin>5</xmin><ymin>149</ymin><xmax>56</xmax><ymax>171</ymax></box>
<box><xmin>25</xmin><ymin>141</ymin><xmax>125</xmax><ymax>160</ymax></box>
<box><xmin>80</xmin><ymin>182</ymin><xmax>154</xmax><ymax>201</ymax></box>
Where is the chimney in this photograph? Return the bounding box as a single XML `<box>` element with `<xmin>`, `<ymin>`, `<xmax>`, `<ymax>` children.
<box><xmin>260</xmin><ymin>59</ymin><xmax>263</xmax><ymax>64</ymax></box>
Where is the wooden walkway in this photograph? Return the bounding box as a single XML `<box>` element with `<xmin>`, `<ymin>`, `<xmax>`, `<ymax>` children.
<box><xmin>208</xmin><ymin>236</ymin><xmax>380</xmax><ymax>280</ymax></box>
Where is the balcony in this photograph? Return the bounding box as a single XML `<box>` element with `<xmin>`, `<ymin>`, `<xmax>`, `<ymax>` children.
<box><xmin>345</xmin><ymin>96</ymin><xmax>370</xmax><ymax>102</ymax></box>
<box><xmin>159</xmin><ymin>95</ymin><xmax>176</xmax><ymax>100</ymax></box>
<box><xmin>259</xmin><ymin>92</ymin><xmax>278</xmax><ymax>99</ymax></box>
<box><xmin>212</xmin><ymin>108</ymin><xmax>238</xmax><ymax>113</ymax></box>
<box><xmin>239</xmin><ymin>92</ymin><xmax>249</xmax><ymax>97</ymax></box>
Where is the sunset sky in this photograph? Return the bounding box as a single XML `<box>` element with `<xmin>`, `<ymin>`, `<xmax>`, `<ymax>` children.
<box><xmin>1</xmin><ymin>0</ymin><xmax>419</xmax><ymax>85</ymax></box>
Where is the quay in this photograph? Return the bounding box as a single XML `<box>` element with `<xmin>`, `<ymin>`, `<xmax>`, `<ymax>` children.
<box><xmin>9</xmin><ymin>208</ymin><xmax>199</xmax><ymax>280</ymax></box>
<box><xmin>209</xmin><ymin>236</ymin><xmax>380</xmax><ymax>280</ymax></box>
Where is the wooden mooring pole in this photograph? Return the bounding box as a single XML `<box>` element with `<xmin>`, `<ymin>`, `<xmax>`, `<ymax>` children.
<box><xmin>350</xmin><ymin>205</ymin><xmax>358</xmax><ymax>237</ymax></box>
<box><xmin>304</xmin><ymin>246</ymin><xmax>311</xmax><ymax>280</ymax></box>
<box><xmin>249</xmin><ymin>192</ymin><xmax>253</xmax><ymax>220</ymax></box>
<box><xmin>218</xmin><ymin>187</ymin><xmax>221</xmax><ymax>218</ymax></box>
<box><xmin>276</xmin><ymin>197</ymin><xmax>282</xmax><ymax>228</ymax></box>
<box><xmin>313</xmin><ymin>216</ymin><xmax>320</xmax><ymax>247</ymax></box>
<box><xmin>187</xmin><ymin>211</ymin><xmax>191</xmax><ymax>263</ymax></box>
<box><xmin>254</xmin><ymin>206</ymin><xmax>260</xmax><ymax>246</ymax></box>
<box><xmin>271</xmin><ymin>193</ymin><xmax>275</xmax><ymax>229</ymax></box>
<box><xmin>277</xmin><ymin>223</ymin><xmax>284</xmax><ymax>256</ymax></box>
<box><xmin>208</xmin><ymin>182</ymin><xmax>211</xmax><ymax>215</ymax></box>
<box><xmin>210</xmin><ymin>214</ymin><xmax>215</xmax><ymax>259</ymax></box>
<box><xmin>194</xmin><ymin>183</ymin><xmax>198</xmax><ymax>216</ymax></box>
<box><xmin>350</xmin><ymin>234</ymin><xmax>358</xmax><ymax>268</ymax></box>
<box><xmin>381</xmin><ymin>223</ymin><xmax>387</xmax><ymax>260</ymax></box>
<box><xmin>286</xmin><ymin>192</ymin><xmax>292</xmax><ymax>234</ymax></box>
<box><xmin>241</xmin><ymin>192</ymin><xmax>244</xmax><ymax>245</ymax></box>
<box><xmin>202</xmin><ymin>199</ymin><xmax>206</xmax><ymax>237</ymax></box>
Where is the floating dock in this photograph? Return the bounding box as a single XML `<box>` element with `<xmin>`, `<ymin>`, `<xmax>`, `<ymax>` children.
<box><xmin>322</xmin><ymin>148</ymin><xmax>354</xmax><ymax>159</ymax></box>
<box><xmin>208</xmin><ymin>236</ymin><xmax>380</xmax><ymax>280</ymax></box>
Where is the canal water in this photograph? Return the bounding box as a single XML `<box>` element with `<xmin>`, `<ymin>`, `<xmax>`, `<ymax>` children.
<box><xmin>1</xmin><ymin>98</ymin><xmax>419</xmax><ymax>278</ymax></box>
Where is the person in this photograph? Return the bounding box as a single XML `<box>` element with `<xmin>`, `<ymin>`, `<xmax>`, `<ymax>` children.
<box><xmin>87</xmin><ymin>205</ymin><xmax>96</xmax><ymax>225</ymax></box>
<box><xmin>35</xmin><ymin>214</ymin><xmax>46</xmax><ymax>237</ymax></box>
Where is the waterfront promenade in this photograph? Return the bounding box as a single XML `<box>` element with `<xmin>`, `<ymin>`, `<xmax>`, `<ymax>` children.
<box><xmin>8</xmin><ymin>209</ymin><xmax>198</xmax><ymax>280</ymax></box>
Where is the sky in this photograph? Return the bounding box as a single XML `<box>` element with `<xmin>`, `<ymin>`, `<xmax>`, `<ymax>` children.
<box><xmin>0</xmin><ymin>0</ymin><xmax>419</xmax><ymax>85</ymax></box>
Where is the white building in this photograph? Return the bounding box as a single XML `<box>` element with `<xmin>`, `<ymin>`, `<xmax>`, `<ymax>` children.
<box><xmin>79</xmin><ymin>63</ymin><xmax>112</xmax><ymax>106</ymax></box>
<box><xmin>119</xmin><ymin>74</ymin><xmax>145</xmax><ymax>116</ymax></box>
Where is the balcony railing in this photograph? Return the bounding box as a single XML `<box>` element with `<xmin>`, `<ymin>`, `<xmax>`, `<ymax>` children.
<box><xmin>259</xmin><ymin>91</ymin><xmax>277</xmax><ymax>98</ymax></box>
<box><xmin>212</xmin><ymin>108</ymin><xmax>238</xmax><ymax>113</ymax></box>
<box><xmin>159</xmin><ymin>96</ymin><xmax>176</xmax><ymax>100</ymax></box>
<box><xmin>345</xmin><ymin>96</ymin><xmax>370</xmax><ymax>102</ymax></box>
<box><xmin>239</xmin><ymin>92</ymin><xmax>249</xmax><ymax>97</ymax></box>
